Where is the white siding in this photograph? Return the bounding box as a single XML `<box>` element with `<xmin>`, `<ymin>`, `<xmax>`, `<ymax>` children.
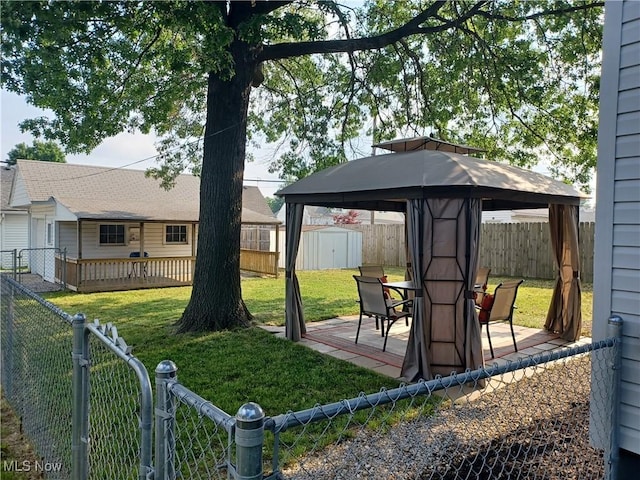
<box><xmin>0</xmin><ymin>213</ymin><xmax>29</xmax><ymax>267</ymax></box>
<box><xmin>593</xmin><ymin>0</ymin><xmax>640</xmax><ymax>455</ymax></box>
<box><xmin>481</xmin><ymin>210</ymin><xmax>513</xmax><ymax>223</ymax></box>
<box><xmin>0</xmin><ymin>213</ymin><xmax>29</xmax><ymax>251</ymax></box>
<box><xmin>8</xmin><ymin>170</ymin><xmax>30</xmax><ymax>208</ymax></box>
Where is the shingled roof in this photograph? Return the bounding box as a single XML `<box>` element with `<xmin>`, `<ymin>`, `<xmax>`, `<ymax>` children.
<box><xmin>11</xmin><ymin>160</ymin><xmax>279</xmax><ymax>224</ymax></box>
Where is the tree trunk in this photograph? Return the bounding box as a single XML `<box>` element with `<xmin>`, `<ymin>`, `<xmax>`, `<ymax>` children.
<box><xmin>176</xmin><ymin>39</ymin><xmax>256</xmax><ymax>333</ymax></box>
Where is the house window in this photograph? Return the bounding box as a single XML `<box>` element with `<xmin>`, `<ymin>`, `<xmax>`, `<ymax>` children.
<box><xmin>46</xmin><ymin>222</ymin><xmax>54</xmax><ymax>246</ymax></box>
<box><xmin>99</xmin><ymin>224</ymin><xmax>125</xmax><ymax>245</ymax></box>
<box><xmin>165</xmin><ymin>225</ymin><xmax>187</xmax><ymax>244</ymax></box>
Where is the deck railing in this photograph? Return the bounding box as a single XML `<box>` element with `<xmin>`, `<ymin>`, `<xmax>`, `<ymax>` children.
<box><xmin>58</xmin><ymin>256</ymin><xmax>195</xmax><ymax>293</ymax></box>
<box><xmin>240</xmin><ymin>248</ymin><xmax>279</xmax><ymax>277</ymax></box>
<box><xmin>57</xmin><ymin>249</ymin><xmax>278</xmax><ymax>293</ymax></box>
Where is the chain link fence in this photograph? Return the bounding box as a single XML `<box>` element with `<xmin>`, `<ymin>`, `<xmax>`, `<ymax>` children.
<box><xmin>266</xmin><ymin>342</ymin><xmax>618</xmax><ymax>479</ymax></box>
<box><xmin>1</xmin><ymin>273</ymin><xmax>74</xmax><ymax>478</ymax></box>
<box><xmin>0</xmin><ymin>275</ymin><xmax>623</xmax><ymax>479</ymax></box>
<box><xmin>81</xmin><ymin>320</ymin><xmax>153</xmax><ymax>480</ymax></box>
<box><xmin>0</xmin><ymin>249</ymin><xmax>18</xmax><ymax>277</ymax></box>
<box><xmin>1</xmin><ymin>276</ymin><xmax>152</xmax><ymax>480</ymax></box>
<box><xmin>154</xmin><ymin>368</ymin><xmax>235</xmax><ymax>480</ymax></box>
<box><xmin>17</xmin><ymin>247</ymin><xmax>66</xmax><ymax>291</ymax></box>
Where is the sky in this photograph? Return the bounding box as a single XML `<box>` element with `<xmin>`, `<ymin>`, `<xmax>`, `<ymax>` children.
<box><xmin>1</xmin><ymin>89</ymin><xmax>596</xmax><ymax>206</ymax></box>
<box><xmin>0</xmin><ymin>90</ymin><xmax>285</xmax><ymax>197</ymax></box>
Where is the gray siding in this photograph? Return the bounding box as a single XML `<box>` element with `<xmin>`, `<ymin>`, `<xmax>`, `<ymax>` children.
<box><xmin>58</xmin><ymin>222</ymin><xmax>78</xmax><ymax>257</ymax></box>
<box><xmin>593</xmin><ymin>0</ymin><xmax>640</xmax><ymax>454</ymax></box>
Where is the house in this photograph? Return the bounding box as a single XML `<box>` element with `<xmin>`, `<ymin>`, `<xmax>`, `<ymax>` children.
<box><xmin>9</xmin><ymin>160</ymin><xmax>280</xmax><ymax>291</ymax></box>
<box><xmin>481</xmin><ymin>206</ymin><xmax>596</xmax><ymax>223</ymax></box>
<box><xmin>0</xmin><ymin>166</ymin><xmax>29</xmax><ymax>268</ymax></box>
<box><xmin>276</xmin><ymin>205</ymin><xmax>405</xmax><ymax>225</ymax></box>
<box><xmin>592</xmin><ymin>0</ymin><xmax>640</xmax><ymax>473</ymax></box>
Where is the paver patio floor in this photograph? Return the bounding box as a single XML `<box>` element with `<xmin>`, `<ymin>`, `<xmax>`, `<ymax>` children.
<box><xmin>265</xmin><ymin>316</ymin><xmax>591</xmax><ymax>381</ymax></box>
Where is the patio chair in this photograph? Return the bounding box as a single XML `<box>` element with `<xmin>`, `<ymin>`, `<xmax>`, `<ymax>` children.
<box><xmin>356</xmin><ymin>265</ymin><xmax>399</xmax><ymax>331</ymax></box>
<box><xmin>358</xmin><ymin>265</ymin><xmax>400</xmax><ymax>299</ymax></box>
<box><xmin>478</xmin><ymin>279</ymin><xmax>524</xmax><ymax>358</ymax></box>
<box><xmin>474</xmin><ymin>267</ymin><xmax>491</xmax><ymax>306</ymax></box>
<box><xmin>128</xmin><ymin>251</ymin><xmax>149</xmax><ymax>278</ymax></box>
<box><xmin>358</xmin><ymin>265</ymin><xmax>385</xmax><ymax>278</ymax></box>
<box><xmin>353</xmin><ymin>275</ymin><xmax>412</xmax><ymax>352</ymax></box>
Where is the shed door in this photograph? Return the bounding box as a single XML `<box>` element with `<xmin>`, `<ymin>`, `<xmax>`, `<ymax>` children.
<box><xmin>318</xmin><ymin>232</ymin><xmax>348</xmax><ymax>269</ymax></box>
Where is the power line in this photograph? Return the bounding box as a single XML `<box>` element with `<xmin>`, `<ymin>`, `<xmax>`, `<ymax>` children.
<box><xmin>244</xmin><ymin>178</ymin><xmax>283</xmax><ymax>183</ymax></box>
<box><xmin>59</xmin><ymin>122</ymin><xmax>241</xmax><ymax>181</ymax></box>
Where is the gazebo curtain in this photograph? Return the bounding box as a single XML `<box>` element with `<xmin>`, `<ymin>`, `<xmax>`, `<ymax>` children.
<box><xmin>545</xmin><ymin>204</ymin><xmax>582</xmax><ymax>341</ymax></box>
<box><xmin>400</xmin><ymin>199</ymin><xmax>430</xmax><ymax>381</ymax></box>
<box><xmin>464</xmin><ymin>199</ymin><xmax>484</xmax><ymax>373</ymax></box>
<box><xmin>285</xmin><ymin>203</ymin><xmax>306</xmax><ymax>341</ymax></box>
<box><xmin>401</xmin><ymin>198</ymin><xmax>484</xmax><ymax>381</ymax></box>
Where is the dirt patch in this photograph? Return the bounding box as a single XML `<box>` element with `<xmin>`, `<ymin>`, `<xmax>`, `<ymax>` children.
<box><xmin>1</xmin><ymin>393</ymin><xmax>44</xmax><ymax>480</ymax></box>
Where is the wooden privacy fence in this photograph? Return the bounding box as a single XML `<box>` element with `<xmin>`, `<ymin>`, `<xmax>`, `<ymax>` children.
<box><xmin>350</xmin><ymin>222</ymin><xmax>595</xmax><ymax>283</ymax></box>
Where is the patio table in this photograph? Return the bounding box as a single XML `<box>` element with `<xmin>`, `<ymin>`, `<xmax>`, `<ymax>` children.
<box><xmin>382</xmin><ymin>280</ymin><xmax>421</xmax><ymax>300</ymax></box>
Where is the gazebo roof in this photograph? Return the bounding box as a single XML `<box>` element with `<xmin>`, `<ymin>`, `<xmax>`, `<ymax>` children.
<box><xmin>373</xmin><ymin>135</ymin><xmax>485</xmax><ymax>155</ymax></box>
<box><xmin>276</xmin><ymin>149</ymin><xmax>585</xmax><ymax>211</ymax></box>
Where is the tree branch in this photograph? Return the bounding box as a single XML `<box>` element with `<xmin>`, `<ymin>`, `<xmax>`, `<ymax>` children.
<box><xmin>258</xmin><ymin>1</ymin><xmax>489</xmax><ymax>61</ymax></box>
<box><xmin>228</xmin><ymin>1</ymin><xmax>292</xmax><ymax>28</ymax></box>
<box><xmin>476</xmin><ymin>1</ymin><xmax>604</xmax><ymax>22</ymax></box>
<box><xmin>115</xmin><ymin>27</ymin><xmax>163</xmax><ymax>98</ymax></box>
<box><xmin>247</xmin><ymin>1</ymin><xmax>293</xmax><ymax>17</ymax></box>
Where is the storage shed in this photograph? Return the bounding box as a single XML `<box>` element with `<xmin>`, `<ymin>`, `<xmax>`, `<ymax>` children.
<box><xmin>274</xmin><ymin>226</ymin><xmax>362</xmax><ymax>270</ymax></box>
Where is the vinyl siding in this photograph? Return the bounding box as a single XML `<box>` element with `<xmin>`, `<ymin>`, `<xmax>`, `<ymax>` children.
<box><xmin>58</xmin><ymin>222</ymin><xmax>78</xmax><ymax>257</ymax></box>
<box><xmin>593</xmin><ymin>0</ymin><xmax>640</xmax><ymax>455</ymax></box>
<box><xmin>73</xmin><ymin>222</ymin><xmax>196</xmax><ymax>259</ymax></box>
<box><xmin>8</xmin><ymin>170</ymin><xmax>30</xmax><ymax>208</ymax></box>
<box><xmin>0</xmin><ymin>213</ymin><xmax>29</xmax><ymax>253</ymax></box>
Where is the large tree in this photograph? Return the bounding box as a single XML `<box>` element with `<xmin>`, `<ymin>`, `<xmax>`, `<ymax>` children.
<box><xmin>6</xmin><ymin>140</ymin><xmax>66</xmax><ymax>165</ymax></box>
<box><xmin>1</xmin><ymin>1</ymin><xmax>603</xmax><ymax>332</ymax></box>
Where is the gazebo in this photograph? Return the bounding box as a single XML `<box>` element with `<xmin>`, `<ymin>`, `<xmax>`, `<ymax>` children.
<box><xmin>276</xmin><ymin>137</ymin><xmax>585</xmax><ymax>381</ymax></box>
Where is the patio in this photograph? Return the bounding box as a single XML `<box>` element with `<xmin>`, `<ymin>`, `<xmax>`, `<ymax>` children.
<box><xmin>265</xmin><ymin>317</ymin><xmax>591</xmax><ymax>381</ymax></box>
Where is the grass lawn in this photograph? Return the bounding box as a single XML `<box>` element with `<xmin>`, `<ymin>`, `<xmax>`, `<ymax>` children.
<box><xmin>44</xmin><ymin>267</ymin><xmax>593</xmax><ymax>416</ymax></box>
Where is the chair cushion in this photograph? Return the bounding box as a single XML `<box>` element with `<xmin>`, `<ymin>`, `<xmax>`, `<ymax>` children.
<box><xmin>380</xmin><ymin>276</ymin><xmax>392</xmax><ymax>298</ymax></box>
<box><xmin>478</xmin><ymin>293</ymin><xmax>494</xmax><ymax>323</ymax></box>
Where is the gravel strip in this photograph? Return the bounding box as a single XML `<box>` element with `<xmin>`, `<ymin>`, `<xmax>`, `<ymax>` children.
<box><xmin>281</xmin><ymin>355</ymin><xmax>606</xmax><ymax>479</ymax></box>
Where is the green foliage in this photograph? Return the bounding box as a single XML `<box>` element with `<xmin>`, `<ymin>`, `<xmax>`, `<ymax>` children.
<box><xmin>6</xmin><ymin>140</ymin><xmax>66</xmax><ymax>165</ymax></box>
<box><xmin>1</xmin><ymin>1</ymin><xmax>230</xmax><ymax>153</ymax></box>
<box><xmin>252</xmin><ymin>1</ymin><xmax>603</xmax><ymax>191</ymax></box>
<box><xmin>2</xmin><ymin>0</ymin><xmax>603</xmax><ymax>331</ymax></box>
<box><xmin>1</xmin><ymin>1</ymin><xmax>603</xmax><ymax>189</ymax></box>
<box><xmin>266</xmin><ymin>195</ymin><xmax>284</xmax><ymax>214</ymax></box>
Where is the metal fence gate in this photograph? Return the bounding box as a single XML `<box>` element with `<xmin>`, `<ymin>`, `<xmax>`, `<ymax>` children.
<box><xmin>1</xmin><ymin>276</ymin><xmax>152</xmax><ymax>479</ymax></box>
